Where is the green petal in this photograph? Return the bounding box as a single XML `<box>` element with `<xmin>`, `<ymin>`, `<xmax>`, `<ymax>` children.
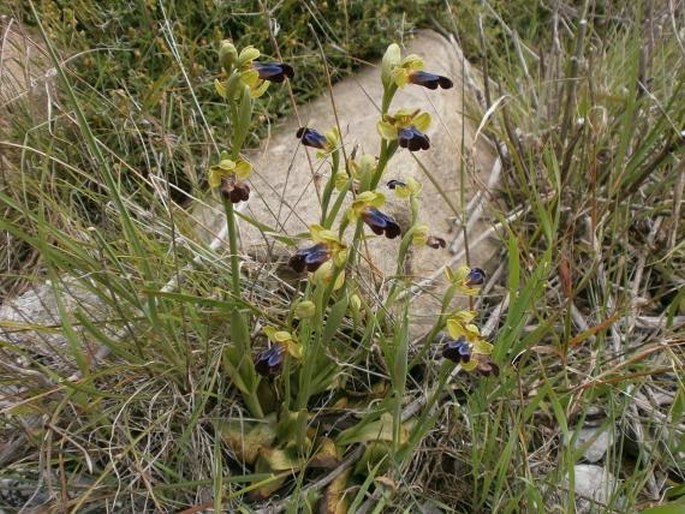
<box><xmin>285</xmin><ymin>341</ymin><xmax>302</xmax><ymax>359</ymax></box>
<box><xmin>369</xmin><ymin>191</ymin><xmax>385</xmax><ymax>207</ymax></box>
<box><xmin>309</xmin><ymin>223</ymin><xmax>332</xmax><ymax>242</ymax></box>
<box><xmin>413</xmin><ymin>111</ymin><xmax>432</xmax><ymax>132</ymax></box>
<box><xmin>294</xmin><ymin>301</ymin><xmax>316</xmax><ymax>320</ymax></box>
<box><xmin>473</xmin><ymin>340</ymin><xmax>494</xmax><ymax>355</ymax></box>
<box><xmin>240</xmin><ymin>69</ymin><xmax>259</xmax><ymax>87</ymax></box>
<box><xmin>273</xmin><ymin>331</ymin><xmax>292</xmax><ymax>343</ymax></box>
<box><xmin>234</xmin><ymin>160</ymin><xmax>253</xmax><ymax>180</ymax></box>
<box><xmin>207</xmin><ymin>168</ymin><xmax>223</xmax><ymax>189</ymax></box>
<box><xmin>250</xmin><ymin>80</ymin><xmax>270</xmax><ymax>98</ymax></box>
<box><xmin>217</xmin><ymin>158</ymin><xmax>236</xmax><ymax>171</ymax></box>
<box><xmin>406</xmin><ymin>177</ymin><xmax>422</xmax><ymax>194</ymax></box>
<box><xmin>214</xmin><ymin>79</ymin><xmax>227</xmax><ymax>99</ymax></box>
<box><xmin>446</xmin><ymin>318</ymin><xmax>463</xmax><ymax>339</ymax></box>
<box><xmin>377</xmin><ymin>120</ymin><xmax>398</xmax><ymax>141</ymax></box>
<box><xmin>411</xmin><ymin>225</ymin><xmax>429</xmax><ymax>246</ymax></box>
<box><xmin>392</xmin><ymin>68</ymin><xmax>409</xmax><ymax>88</ymax></box>
<box><xmin>359</xmin><ymin>154</ymin><xmax>376</xmax><ymax>175</ymax></box>
<box><xmin>394</xmin><ymin>184</ymin><xmax>412</xmax><ymax>199</ymax></box>
<box><xmin>325</xmin><ymin>127</ymin><xmax>340</xmax><ymax>147</ymax></box>
<box><xmin>462</xmin><ymin>360</ymin><xmax>478</xmax><ymax>372</ymax></box>
<box><xmin>238</xmin><ymin>46</ymin><xmax>260</xmax><ymax>66</ymax></box>
<box><xmin>334</xmin><ymin>172</ymin><xmax>349</xmax><ymax>191</ymax></box>
<box><xmin>219</xmin><ymin>40</ymin><xmax>239</xmax><ymax>70</ymax></box>
<box><xmin>401</xmin><ymin>54</ymin><xmax>424</xmax><ymax>71</ymax></box>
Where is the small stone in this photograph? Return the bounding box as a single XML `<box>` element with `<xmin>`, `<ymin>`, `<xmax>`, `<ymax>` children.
<box><xmin>563</xmin><ymin>465</ymin><xmax>623</xmax><ymax>513</ymax></box>
<box><xmin>572</xmin><ymin>426</ymin><xmax>612</xmax><ymax>463</ymax></box>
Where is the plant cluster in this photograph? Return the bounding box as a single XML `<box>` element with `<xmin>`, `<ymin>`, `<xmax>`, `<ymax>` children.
<box><xmin>208</xmin><ymin>39</ymin><xmax>498</xmax><ymax>504</ymax></box>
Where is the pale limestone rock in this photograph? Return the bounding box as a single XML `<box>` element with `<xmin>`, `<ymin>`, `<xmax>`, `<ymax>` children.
<box><xmin>572</xmin><ymin>426</ymin><xmax>613</xmax><ymax>463</ymax></box>
<box><xmin>562</xmin><ymin>464</ymin><xmax>624</xmax><ymax>513</ymax></box>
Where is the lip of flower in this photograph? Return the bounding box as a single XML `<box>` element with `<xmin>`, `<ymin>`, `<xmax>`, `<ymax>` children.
<box><xmin>474</xmin><ymin>354</ymin><xmax>500</xmax><ymax>376</ymax></box>
<box><xmin>465</xmin><ymin>267</ymin><xmax>486</xmax><ymax>287</ymax></box>
<box><xmin>408</xmin><ymin>70</ymin><xmax>453</xmax><ymax>90</ymax></box>
<box><xmin>252</xmin><ymin>62</ymin><xmax>294</xmax><ymax>83</ymax></box>
<box><xmin>254</xmin><ymin>344</ymin><xmax>286</xmax><ymax>377</ymax></box>
<box><xmin>296</xmin><ymin>127</ymin><xmax>328</xmax><ymax>149</ymax></box>
<box><xmin>386</xmin><ymin>179</ymin><xmax>406</xmax><ymax>190</ymax></box>
<box><xmin>288</xmin><ymin>242</ymin><xmax>332</xmax><ymax>273</ymax></box>
<box><xmin>220</xmin><ymin>180</ymin><xmax>250</xmax><ymax>203</ymax></box>
<box><xmin>426</xmin><ymin>236</ymin><xmax>446</xmax><ymax>249</ymax></box>
<box><xmin>442</xmin><ymin>337</ymin><xmax>472</xmax><ymax>364</ymax></box>
<box><xmin>360</xmin><ymin>207</ymin><xmax>401</xmax><ymax>239</ymax></box>
<box><xmin>398</xmin><ymin>126</ymin><xmax>430</xmax><ymax>151</ymax></box>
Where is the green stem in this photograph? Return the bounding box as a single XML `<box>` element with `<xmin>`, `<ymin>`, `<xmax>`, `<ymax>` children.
<box><xmin>296</xmin><ymin>285</ymin><xmax>326</xmax><ymax>409</ymax></box>
<box><xmin>370</xmin><ymin>139</ymin><xmax>398</xmax><ymax>190</ymax></box>
<box><xmin>321</xmin><ymin>150</ymin><xmax>341</xmax><ymax>224</ymax></box>
<box><xmin>222</xmin><ymin>198</ymin><xmax>242</xmax><ymax>300</ymax></box>
<box><xmin>381</xmin><ymin>83</ymin><xmax>397</xmax><ymax>114</ymax></box>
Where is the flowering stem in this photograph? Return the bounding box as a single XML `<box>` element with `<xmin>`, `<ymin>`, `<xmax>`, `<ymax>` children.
<box><xmin>370</xmin><ymin>139</ymin><xmax>398</xmax><ymax>190</ymax></box>
<box><xmin>222</xmin><ymin>198</ymin><xmax>242</xmax><ymax>298</ymax></box>
<box><xmin>410</xmin><ymin>283</ymin><xmax>458</xmax><ymax>368</ymax></box>
<box><xmin>321</xmin><ymin>150</ymin><xmax>340</xmax><ymax>225</ymax></box>
<box><xmin>381</xmin><ymin>83</ymin><xmax>397</xmax><ymax>115</ymax></box>
<box><xmin>296</xmin><ymin>285</ymin><xmax>326</xmax><ymax>409</ymax></box>
<box><xmin>324</xmin><ymin>178</ymin><xmax>353</xmax><ymax>229</ymax></box>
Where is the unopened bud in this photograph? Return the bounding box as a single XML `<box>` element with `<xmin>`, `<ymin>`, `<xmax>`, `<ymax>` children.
<box><xmin>219</xmin><ymin>40</ymin><xmax>238</xmax><ymax>71</ymax></box>
<box><xmin>294</xmin><ymin>300</ymin><xmax>316</xmax><ymax>319</ymax></box>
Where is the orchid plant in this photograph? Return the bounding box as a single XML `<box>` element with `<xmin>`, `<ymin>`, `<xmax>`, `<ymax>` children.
<box><xmin>208</xmin><ymin>40</ymin><xmax>497</xmax><ymax>503</ymax></box>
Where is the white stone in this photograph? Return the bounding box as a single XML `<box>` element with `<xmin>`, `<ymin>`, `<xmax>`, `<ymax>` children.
<box><xmin>572</xmin><ymin>426</ymin><xmax>612</xmax><ymax>463</ymax></box>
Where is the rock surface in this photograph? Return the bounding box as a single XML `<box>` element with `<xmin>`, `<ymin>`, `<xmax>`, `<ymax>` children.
<box><xmin>572</xmin><ymin>426</ymin><xmax>613</xmax><ymax>463</ymax></box>
<box><xmin>0</xmin><ymin>16</ymin><xmax>55</xmax><ymax>150</ymax></box>
<box><xmin>562</xmin><ymin>464</ymin><xmax>623</xmax><ymax>513</ymax></box>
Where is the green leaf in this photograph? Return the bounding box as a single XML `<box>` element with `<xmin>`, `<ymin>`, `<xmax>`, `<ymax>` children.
<box><xmin>640</xmin><ymin>503</ymin><xmax>685</xmax><ymax>514</ymax></box>
<box><xmin>337</xmin><ymin>412</ymin><xmax>407</xmax><ymax>446</ymax></box>
<box><xmin>257</xmin><ymin>446</ymin><xmax>303</xmax><ymax>472</ymax></box>
<box><xmin>322</xmin><ymin>297</ymin><xmax>349</xmax><ymax>345</ymax></box>
<box><xmin>219</xmin><ymin>415</ymin><xmax>278</xmax><ymax>466</ymax></box>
